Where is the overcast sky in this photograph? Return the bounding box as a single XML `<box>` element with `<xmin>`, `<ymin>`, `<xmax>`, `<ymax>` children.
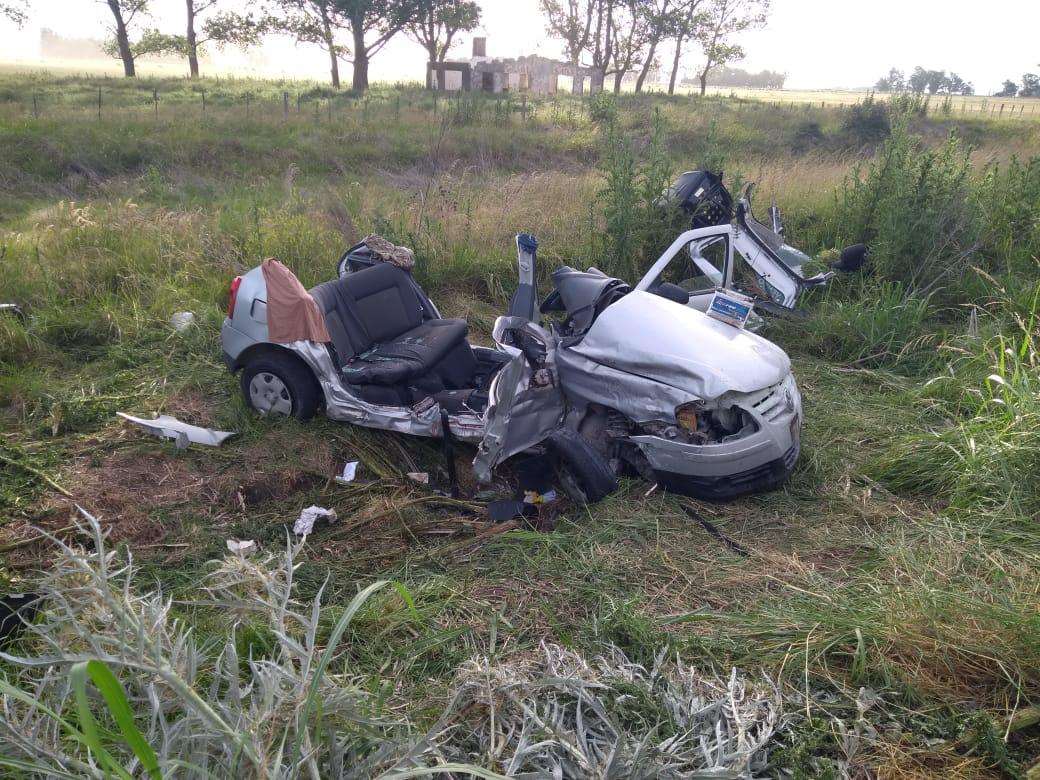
<box><xmin>2</xmin><ymin>0</ymin><xmax>1038</xmax><ymax>93</ymax></box>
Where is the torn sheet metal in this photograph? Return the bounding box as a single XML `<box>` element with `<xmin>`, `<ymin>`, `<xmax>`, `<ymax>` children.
<box><xmin>293</xmin><ymin>505</ymin><xmax>337</xmax><ymax>536</ymax></box>
<box><xmin>117</xmin><ymin>413</ymin><xmax>235</xmax><ymax>449</ymax></box>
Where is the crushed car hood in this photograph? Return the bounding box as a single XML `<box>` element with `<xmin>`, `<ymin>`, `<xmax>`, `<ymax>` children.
<box><xmin>568</xmin><ymin>290</ymin><xmax>791</xmax><ymax>400</ymax></box>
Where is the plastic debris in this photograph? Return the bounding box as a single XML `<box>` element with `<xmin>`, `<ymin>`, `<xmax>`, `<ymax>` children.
<box><xmin>488</xmin><ymin>500</ymin><xmax>536</xmax><ymax>522</ymax></box>
<box><xmin>117</xmin><ymin>412</ymin><xmax>235</xmax><ymax>449</ymax></box>
<box><xmin>170</xmin><ymin>311</ymin><xmax>195</xmax><ymax>331</ymax></box>
<box><xmin>406</xmin><ymin>472</ymin><xmax>429</xmax><ymax>485</ymax></box>
<box><xmin>226</xmin><ymin>539</ymin><xmax>257</xmax><ymax>555</ymax></box>
<box><xmin>335</xmin><ymin>461</ymin><xmax>359</xmax><ymax>484</ymax></box>
<box><xmin>293</xmin><ymin>505</ymin><xmax>337</xmax><ymax>536</ymax></box>
<box><xmin>523</xmin><ymin>489</ymin><xmax>557</xmax><ymax>505</ymax></box>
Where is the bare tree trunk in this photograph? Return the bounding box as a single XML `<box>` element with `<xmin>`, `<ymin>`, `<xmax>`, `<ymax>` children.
<box><xmin>328</xmin><ymin>48</ymin><xmax>341</xmax><ymax>88</ymax></box>
<box><xmin>351</xmin><ymin>26</ymin><xmax>369</xmax><ymax>91</ymax></box>
<box><xmin>613</xmin><ymin>69</ymin><xmax>624</xmax><ymax>93</ymax></box>
<box><xmin>634</xmin><ymin>39</ymin><xmax>659</xmax><ymax>92</ymax></box>
<box><xmin>667</xmin><ymin>33</ymin><xmax>683</xmax><ymax>94</ymax></box>
<box><xmin>186</xmin><ymin>0</ymin><xmax>200</xmax><ymax>78</ymax></box>
<box><xmin>319</xmin><ymin>7</ymin><xmax>340</xmax><ymax>87</ymax></box>
<box><xmin>699</xmin><ymin>69</ymin><xmax>708</xmax><ymax>95</ymax></box>
<box><xmin>106</xmin><ymin>0</ymin><xmax>136</xmax><ymax>77</ymax></box>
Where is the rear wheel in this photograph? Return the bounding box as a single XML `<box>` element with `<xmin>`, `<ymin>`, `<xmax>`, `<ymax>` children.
<box><xmin>545</xmin><ymin>430</ymin><xmax>617</xmax><ymax>504</ymax></box>
<box><xmin>240</xmin><ymin>354</ymin><xmax>322</xmax><ymax>420</ymax></box>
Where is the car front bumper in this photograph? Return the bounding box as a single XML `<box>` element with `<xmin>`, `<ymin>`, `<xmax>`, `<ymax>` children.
<box><xmin>628</xmin><ymin>375</ymin><xmax>802</xmax><ymax>499</ymax></box>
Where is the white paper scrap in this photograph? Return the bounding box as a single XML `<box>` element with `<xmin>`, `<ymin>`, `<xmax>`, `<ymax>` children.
<box><xmin>335</xmin><ymin>461</ymin><xmax>359</xmax><ymax>484</ymax></box>
<box><xmin>293</xmin><ymin>505</ymin><xmax>338</xmax><ymax>536</ymax></box>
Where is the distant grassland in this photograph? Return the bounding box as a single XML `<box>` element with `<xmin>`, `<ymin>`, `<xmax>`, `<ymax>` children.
<box><xmin>0</xmin><ymin>68</ymin><xmax>1039</xmax><ymax>777</ymax></box>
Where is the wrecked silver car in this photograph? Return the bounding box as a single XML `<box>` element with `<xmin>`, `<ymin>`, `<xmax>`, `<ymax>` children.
<box><xmin>222</xmin><ymin>230</ymin><xmax>805</xmax><ymax>500</ymax></box>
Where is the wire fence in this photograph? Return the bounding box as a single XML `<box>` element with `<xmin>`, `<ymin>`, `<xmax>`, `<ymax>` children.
<box><xmin>2</xmin><ymin>81</ymin><xmax>1039</xmax><ymax>127</ymax></box>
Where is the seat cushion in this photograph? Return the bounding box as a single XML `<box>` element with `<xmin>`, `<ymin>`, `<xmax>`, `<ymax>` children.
<box><xmin>310</xmin><ymin>264</ymin><xmax>474</xmax><ymax>393</ymax></box>
<box><xmin>310</xmin><ymin>263</ymin><xmax>427</xmax><ymax>364</ymax></box>
<box><xmin>341</xmin><ymin>319</ymin><xmax>469</xmax><ymax>387</ymax></box>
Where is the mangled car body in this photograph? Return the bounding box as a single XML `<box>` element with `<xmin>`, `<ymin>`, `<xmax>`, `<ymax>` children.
<box><xmin>222</xmin><ymin>211</ymin><xmax>810</xmax><ymax>500</ymax></box>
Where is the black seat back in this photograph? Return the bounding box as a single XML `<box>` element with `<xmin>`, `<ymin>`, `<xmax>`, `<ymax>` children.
<box><xmin>310</xmin><ymin>263</ymin><xmax>426</xmax><ymax>365</ymax></box>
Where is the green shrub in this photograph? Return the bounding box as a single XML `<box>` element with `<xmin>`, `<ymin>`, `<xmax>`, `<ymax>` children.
<box><xmin>841</xmin><ymin>94</ymin><xmax>890</xmax><ymax>145</ymax></box>
<box><xmin>831</xmin><ymin>116</ymin><xmax>975</xmax><ymax>299</ymax></box>
<box><xmin>595</xmin><ymin>110</ymin><xmax>685</xmax><ymax>281</ymax></box>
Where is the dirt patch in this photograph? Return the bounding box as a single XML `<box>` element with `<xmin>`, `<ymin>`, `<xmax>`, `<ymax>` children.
<box><xmin>0</xmin><ymin>445</ymin><xmax>218</xmax><ymax>569</ymax></box>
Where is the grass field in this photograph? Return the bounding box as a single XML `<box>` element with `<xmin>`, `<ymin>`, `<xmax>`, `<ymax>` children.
<box><xmin>0</xmin><ymin>70</ymin><xmax>1038</xmax><ymax>778</ymax></box>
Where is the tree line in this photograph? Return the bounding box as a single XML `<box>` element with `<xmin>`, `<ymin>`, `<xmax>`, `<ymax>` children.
<box><xmin>874</xmin><ymin>67</ymin><xmax>975</xmax><ymax>96</ymax></box>
<box><xmin>1</xmin><ymin>0</ymin><xmax>771</xmax><ymax>94</ymax></box>
<box><xmin>541</xmin><ymin>0</ymin><xmax>769</xmax><ymax>95</ymax></box>
<box><xmin>995</xmin><ymin>69</ymin><xmax>1040</xmax><ymax>98</ymax></box>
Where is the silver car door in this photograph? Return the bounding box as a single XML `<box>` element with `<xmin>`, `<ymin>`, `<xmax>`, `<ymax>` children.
<box><xmin>472</xmin><ymin>316</ymin><xmax>566</xmax><ymax>483</ymax></box>
<box><xmin>636</xmin><ymin>226</ymin><xmax>733</xmax><ymax>313</ymax></box>
<box><xmin>729</xmin><ymin>230</ymin><xmax>801</xmax><ymax>308</ymax></box>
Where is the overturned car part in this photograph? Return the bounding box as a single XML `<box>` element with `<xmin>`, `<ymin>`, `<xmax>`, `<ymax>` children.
<box><xmin>117</xmin><ymin>413</ymin><xmax>235</xmax><ymax>449</ymax></box>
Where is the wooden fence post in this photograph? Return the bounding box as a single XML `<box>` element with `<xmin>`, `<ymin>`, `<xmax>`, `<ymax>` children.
<box><xmin>97</xmin><ymin>85</ymin><xmax>102</xmax><ymax>121</ymax></box>
<box><xmin>32</xmin><ymin>89</ymin><xmax>38</xmax><ymax>119</ymax></box>
<box><xmin>201</xmin><ymin>88</ymin><xmax>206</xmax><ymax>112</ymax></box>
<box><xmin>245</xmin><ymin>92</ymin><xmax>251</xmax><ymax>120</ymax></box>
<box><xmin>153</xmin><ymin>88</ymin><xmax>158</xmax><ymax>119</ymax></box>
<box><xmin>283</xmin><ymin>91</ymin><xmax>289</xmax><ymax>119</ymax></box>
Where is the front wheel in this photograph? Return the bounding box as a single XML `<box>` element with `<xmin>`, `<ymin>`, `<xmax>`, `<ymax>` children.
<box><xmin>240</xmin><ymin>354</ymin><xmax>322</xmax><ymax>420</ymax></box>
<box><xmin>545</xmin><ymin>430</ymin><xmax>617</xmax><ymax>504</ymax></box>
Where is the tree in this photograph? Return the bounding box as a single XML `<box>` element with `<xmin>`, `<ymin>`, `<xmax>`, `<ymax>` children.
<box><xmin>946</xmin><ymin>72</ymin><xmax>972</xmax><ymax>96</ymax></box>
<box><xmin>540</xmin><ymin>0</ymin><xmax>597</xmax><ymax>68</ymax></box>
<box><xmin>183</xmin><ymin>1</ymin><xmax>267</xmax><ymax>79</ymax></box>
<box><xmin>340</xmin><ymin>0</ymin><xmax>423</xmax><ymax>91</ymax></box>
<box><xmin>0</xmin><ymin>0</ymin><xmax>28</xmax><ymax>26</ymax></box>
<box><xmin>633</xmin><ymin>0</ymin><xmax>673</xmax><ymax>93</ymax></box>
<box><xmin>874</xmin><ymin>67</ymin><xmax>905</xmax><ymax>93</ymax></box>
<box><xmin>924</xmin><ymin>69</ymin><xmax>947</xmax><ymax>94</ymax></box>
<box><xmin>408</xmin><ymin>0</ymin><xmax>481</xmax><ymax>89</ymax></box>
<box><xmin>665</xmin><ymin>0</ymin><xmax>706</xmax><ymax>95</ymax></box>
<box><xmin>610</xmin><ymin>0</ymin><xmax>655</xmax><ymax>93</ymax></box>
<box><xmin>693</xmin><ymin>0</ymin><xmax>768</xmax><ymax>96</ymax></box>
<box><xmin>995</xmin><ymin>80</ymin><xmax>1018</xmax><ymax>97</ymax></box>
<box><xmin>101</xmin><ymin>0</ymin><xmax>150</xmax><ymax>77</ymax></box>
<box><xmin>908</xmin><ymin>66</ymin><xmax>928</xmax><ymax>95</ymax></box>
<box><xmin>1020</xmin><ymin>73</ymin><xmax>1040</xmax><ymax>98</ymax></box>
<box><xmin>266</xmin><ymin>1</ymin><xmax>350</xmax><ymax>88</ymax></box>
<box><xmin>268</xmin><ymin>0</ymin><xmax>420</xmax><ymax>90</ymax></box>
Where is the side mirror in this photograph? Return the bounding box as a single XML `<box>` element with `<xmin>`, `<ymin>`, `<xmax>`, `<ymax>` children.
<box><xmin>832</xmin><ymin>243</ymin><xmax>868</xmax><ymax>273</ymax></box>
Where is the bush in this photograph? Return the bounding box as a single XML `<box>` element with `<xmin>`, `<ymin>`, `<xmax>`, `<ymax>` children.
<box><xmin>841</xmin><ymin>94</ymin><xmax>890</xmax><ymax>145</ymax></box>
<box><xmin>595</xmin><ymin>110</ymin><xmax>685</xmax><ymax>281</ymax></box>
<box><xmin>831</xmin><ymin>116</ymin><xmax>975</xmax><ymax>299</ymax></box>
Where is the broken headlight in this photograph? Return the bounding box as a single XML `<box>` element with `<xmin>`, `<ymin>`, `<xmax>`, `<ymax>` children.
<box><xmin>671</xmin><ymin>402</ymin><xmax>758</xmax><ymax>444</ymax></box>
<box><xmin>675</xmin><ymin>402</ymin><xmax>699</xmax><ymax>434</ymax></box>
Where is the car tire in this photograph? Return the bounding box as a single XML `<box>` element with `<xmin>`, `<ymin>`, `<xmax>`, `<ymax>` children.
<box><xmin>545</xmin><ymin>430</ymin><xmax>617</xmax><ymax>504</ymax></box>
<box><xmin>240</xmin><ymin>354</ymin><xmax>322</xmax><ymax>420</ymax></box>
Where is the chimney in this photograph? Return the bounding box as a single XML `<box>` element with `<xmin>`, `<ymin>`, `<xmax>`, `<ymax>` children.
<box><xmin>472</xmin><ymin>37</ymin><xmax>486</xmax><ymax>58</ymax></box>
